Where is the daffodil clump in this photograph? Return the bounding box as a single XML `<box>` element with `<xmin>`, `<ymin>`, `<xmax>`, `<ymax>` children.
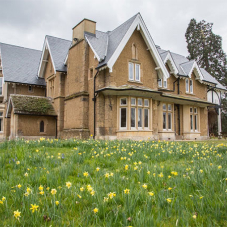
<box><xmin>0</xmin><ymin>139</ymin><xmax>226</xmax><ymax>226</ymax></box>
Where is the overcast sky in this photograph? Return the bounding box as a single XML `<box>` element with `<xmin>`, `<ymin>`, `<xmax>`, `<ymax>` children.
<box><xmin>0</xmin><ymin>0</ymin><xmax>227</xmax><ymax>57</ymax></box>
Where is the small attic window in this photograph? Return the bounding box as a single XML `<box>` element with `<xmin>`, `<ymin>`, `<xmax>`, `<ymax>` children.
<box><xmin>28</xmin><ymin>85</ymin><xmax>33</xmax><ymax>93</ymax></box>
<box><xmin>90</xmin><ymin>68</ymin><xmax>93</xmax><ymax>79</ymax></box>
<box><xmin>132</xmin><ymin>43</ymin><xmax>138</xmax><ymax>60</ymax></box>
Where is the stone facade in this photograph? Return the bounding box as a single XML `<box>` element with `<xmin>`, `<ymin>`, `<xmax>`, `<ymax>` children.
<box><xmin>0</xmin><ymin>14</ymin><xmax>225</xmax><ymax>140</ymax></box>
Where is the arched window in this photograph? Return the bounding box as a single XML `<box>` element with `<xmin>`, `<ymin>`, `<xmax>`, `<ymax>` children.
<box><xmin>40</xmin><ymin>121</ymin><xmax>44</xmax><ymax>133</ymax></box>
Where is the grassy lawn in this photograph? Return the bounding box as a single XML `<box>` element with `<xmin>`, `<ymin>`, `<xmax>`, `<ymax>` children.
<box><xmin>0</xmin><ymin>138</ymin><xmax>227</xmax><ymax>226</ymax></box>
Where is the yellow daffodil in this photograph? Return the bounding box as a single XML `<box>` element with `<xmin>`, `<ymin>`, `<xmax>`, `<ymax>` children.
<box><xmin>124</xmin><ymin>188</ymin><xmax>130</xmax><ymax>194</ymax></box>
<box><xmin>17</xmin><ymin>184</ymin><xmax>22</xmax><ymax>189</ymax></box>
<box><xmin>166</xmin><ymin>198</ymin><xmax>172</xmax><ymax>203</ymax></box>
<box><xmin>96</xmin><ymin>167</ymin><xmax>100</xmax><ymax>171</ymax></box>
<box><xmin>83</xmin><ymin>172</ymin><xmax>89</xmax><ymax>177</ymax></box>
<box><xmin>56</xmin><ymin>201</ymin><xmax>59</xmax><ymax>205</ymax></box>
<box><xmin>142</xmin><ymin>184</ymin><xmax>147</xmax><ymax>189</ymax></box>
<box><xmin>30</xmin><ymin>204</ymin><xmax>39</xmax><ymax>213</ymax></box>
<box><xmin>14</xmin><ymin>210</ymin><xmax>21</xmax><ymax>220</ymax></box>
<box><xmin>38</xmin><ymin>185</ymin><xmax>43</xmax><ymax>191</ymax></box>
<box><xmin>51</xmin><ymin>189</ymin><xmax>57</xmax><ymax>195</ymax></box>
<box><xmin>93</xmin><ymin>208</ymin><xmax>98</xmax><ymax>213</ymax></box>
<box><xmin>66</xmin><ymin>181</ymin><xmax>72</xmax><ymax>189</ymax></box>
<box><xmin>148</xmin><ymin>191</ymin><xmax>154</xmax><ymax>196</ymax></box>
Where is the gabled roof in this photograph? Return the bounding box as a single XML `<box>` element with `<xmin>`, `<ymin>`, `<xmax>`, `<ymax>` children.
<box><xmin>0</xmin><ymin>43</ymin><xmax>45</xmax><ymax>86</ymax></box>
<box><xmin>6</xmin><ymin>94</ymin><xmax>57</xmax><ymax>117</ymax></box>
<box><xmin>157</xmin><ymin>47</ymin><xmax>227</xmax><ymax>91</ymax></box>
<box><xmin>38</xmin><ymin>36</ymin><xmax>71</xmax><ymax>78</ymax></box>
<box><xmin>85</xmin><ymin>13</ymin><xmax>169</xmax><ymax>78</ymax></box>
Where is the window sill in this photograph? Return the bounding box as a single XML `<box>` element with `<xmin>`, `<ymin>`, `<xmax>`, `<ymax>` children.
<box><xmin>185</xmin><ymin>92</ymin><xmax>195</xmax><ymax>96</ymax></box>
<box><xmin>128</xmin><ymin>80</ymin><xmax>143</xmax><ymax>84</ymax></box>
<box><xmin>184</xmin><ymin>131</ymin><xmax>200</xmax><ymax>134</ymax></box>
<box><xmin>158</xmin><ymin>130</ymin><xmax>175</xmax><ymax>133</ymax></box>
<box><xmin>117</xmin><ymin>129</ymin><xmax>153</xmax><ymax>132</ymax></box>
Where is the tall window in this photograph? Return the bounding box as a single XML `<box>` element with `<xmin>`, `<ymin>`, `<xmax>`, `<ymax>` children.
<box><xmin>119</xmin><ymin>97</ymin><xmax>150</xmax><ymax>130</ymax></box>
<box><xmin>0</xmin><ymin>77</ymin><xmax>3</xmax><ymax>95</ymax></box>
<box><xmin>40</xmin><ymin>121</ymin><xmax>44</xmax><ymax>133</ymax></box>
<box><xmin>190</xmin><ymin>107</ymin><xmax>198</xmax><ymax>131</ymax></box>
<box><xmin>163</xmin><ymin>103</ymin><xmax>172</xmax><ymax>130</ymax></box>
<box><xmin>186</xmin><ymin>78</ymin><xmax>193</xmax><ymax>94</ymax></box>
<box><xmin>0</xmin><ymin>112</ymin><xmax>3</xmax><ymax>132</ymax></box>
<box><xmin>49</xmin><ymin>78</ymin><xmax>54</xmax><ymax>97</ymax></box>
<box><xmin>120</xmin><ymin>98</ymin><xmax>127</xmax><ymax>129</ymax></box>
<box><xmin>128</xmin><ymin>63</ymin><xmax>140</xmax><ymax>82</ymax></box>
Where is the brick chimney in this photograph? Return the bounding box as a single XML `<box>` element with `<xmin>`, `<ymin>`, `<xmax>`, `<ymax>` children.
<box><xmin>72</xmin><ymin>19</ymin><xmax>96</xmax><ymax>44</ymax></box>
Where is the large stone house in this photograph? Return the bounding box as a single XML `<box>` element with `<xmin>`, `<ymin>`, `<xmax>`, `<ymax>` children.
<box><xmin>0</xmin><ymin>13</ymin><xmax>226</xmax><ymax>140</ymax></box>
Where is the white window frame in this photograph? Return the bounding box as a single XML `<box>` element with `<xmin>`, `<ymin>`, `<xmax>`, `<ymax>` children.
<box><xmin>190</xmin><ymin>79</ymin><xmax>193</xmax><ymax>94</ymax></box>
<box><xmin>0</xmin><ymin>112</ymin><xmax>3</xmax><ymax>132</ymax></box>
<box><xmin>128</xmin><ymin>63</ymin><xmax>134</xmax><ymax>81</ymax></box>
<box><xmin>144</xmin><ymin>108</ymin><xmax>149</xmax><ymax>129</ymax></box>
<box><xmin>0</xmin><ymin>77</ymin><xmax>3</xmax><ymax>95</ymax></box>
<box><xmin>163</xmin><ymin>103</ymin><xmax>173</xmax><ymax>131</ymax></box>
<box><xmin>190</xmin><ymin>107</ymin><xmax>198</xmax><ymax>132</ymax></box>
<box><xmin>128</xmin><ymin>62</ymin><xmax>141</xmax><ymax>82</ymax></box>
<box><xmin>186</xmin><ymin>78</ymin><xmax>189</xmax><ymax>93</ymax></box>
<box><xmin>130</xmin><ymin>107</ymin><xmax>136</xmax><ymax>130</ymax></box>
<box><xmin>158</xmin><ymin>78</ymin><xmax>162</xmax><ymax>87</ymax></box>
<box><xmin>135</xmin><ymin>64</ymin><xmax>140</xmax><ymax>81</ymax></box>
<box><xmin>163</xmin><ymin>78</ymin><xmax>167</xmax><ymax>88</ymax></box>
<box><xmin>120</xmin><ymin>107</ymin><xmax>127</xmax><ymax>130</ymax></box>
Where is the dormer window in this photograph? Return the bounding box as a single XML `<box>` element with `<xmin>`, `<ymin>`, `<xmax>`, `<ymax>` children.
<box><xmin>186</xmin><ymin>78</ymin><xmax>193</xmax><ymax>94</ymax></box>
<box><xmin>128</xmin><ymin>62</ymin><xmax>140</xmax><ymax>82</ymax></box>
<box><xmin>158</xmin><ymin>78</ymin><xmax>167</xmax><ymax>88</ymax></box>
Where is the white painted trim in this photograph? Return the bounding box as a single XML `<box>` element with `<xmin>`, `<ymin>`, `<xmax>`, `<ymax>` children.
<box><xmin>64</xmin><ymin>54</ymin><xmax>68</xmax><ymax>65</ymax></box>
<box><xmin>188</xmin><ymin>61</ymin><xmax>204</xmax><ymax>80</ymax></box>
<box><xmin>85</xmin><ymin>36</ymin><xmax>101</xmax><ymax>62</ymax></box>
<box><xmin>107</xmin><ymin>14</ymin><xmax>169</xmax><ymax>79</ymax></box>
<box><xmin>38</xmin><ymin>37</ymin><xmax>56</xmax><ymax>78</ymax></box>
<box><xmin>163</xmin><ymin>52</ymin><xmax>179</xmax><ymax>75</ymax></box>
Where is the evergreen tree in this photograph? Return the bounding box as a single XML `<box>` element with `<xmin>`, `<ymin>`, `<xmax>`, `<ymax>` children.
<box><xmin>185</xmin><ymin>19</ymin><xmax>227</xmax><ymax>135</ymax></box>
<box><xmin>185</xmin><ymin>19</ymin><xmax>227</xmax><ymax>85</ymax></box>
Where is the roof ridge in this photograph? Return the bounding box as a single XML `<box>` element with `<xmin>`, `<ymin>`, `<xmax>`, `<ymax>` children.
<box><xmin>109</xmin><ymin>13</ymin><xmax>139</xmax><ymax>34</ymax></box>
<box><xmin>180</xmin><ymin>59</ymin><xmax>195</xmax><ymax>66</ymax></box>
<box><xmin>46</xmin><ymin>35</ymin><xmax>71</xmax><ymax>43</ymax></box>
<box><xmin>0</xmin><ymin>42</ymin><xmax>41</xmax><ymax>52</ymax></box>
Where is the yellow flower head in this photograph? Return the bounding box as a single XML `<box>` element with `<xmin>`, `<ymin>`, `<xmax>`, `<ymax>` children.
<box><xmin>16</xmin><ymin>161</ymin><xmax>20</xmax><ymax>165</ymax></box>
<box><xmin>26</xmin><ymin>187</ymin><xmax>32</xmax><ymax>195</ymax></box>
<box><xmin>39</xmin><ymin>191</ymin><xmax>44</xmax><ymax>195</ymax></box>
<box><xmin>148</xmin><ymin>191</ymin><xmax>154</xmax><ymax>196</ymax></box>
<box><xmin>218</xmin><ymin>165</ymin><xmax>222</xmax><ymax>169</ymax></box>
<box><xmin>96</xmin><ymin>167</ymin><xmax>100</xmax><ymax>171</ymax></box>
<box><xmin>166</xmin><ymin>198</ymin><xmax>172</xmax><ymax>203</ymax></box>
<box><xmin>24</xmin><ymin>172</ymin><xmax>28</xmax><ymax>177</ymax></box>
<box><xmin>193</xmin><ymin>214</ymin><xmax>197</xmax><ymax>219</ymax></box>
<box><xmin>199</xmin><ymin>169</ymin><xmax>203</xmax><ymax>173</ymax></box>
<box><xmin>55</xmin><ymin>201</ymin><xmax>59</xmax><ymax>206</ymax></box>
<box><xmin>38</xmin><ymin>185</ymin><xmax>43</xmax><ymax>191</ymax></box>
<box><xmin>104</xmin><ymin>173</ymin><xmax>110</xmax><ymax>178</ymax></box>
<box><xmin>83</xmin><ymin>172</ymin><xmax>89</xmax><ymax>177</ymax></box>
<box><xmin>2</xmin><ymin>196</ymin><xmax>6</xmax><ymax>201</ymax></box>
<box><xmin>51</xmin><ymin>189</ymin><xmax>57</xmax><ymax>195</ymax></box>
<box><xmin>142</xmin><ymin>184</ymin><xmax>147</xmax><ymax>189</ymax></box>
<box><xmin>17</xmin><ymin>184</ymin><xmax>22</xmax><ymax>189</ymax></box>
<box><xmin>168</xmin><ymin>187</ymin><xmax>172</xmax><ymax>191</ymax></box>
<box><xmin>80</xmin><ymin>187</ymin><xmax>84</xmax><ymax>192</ymax></box>
<box><xmin>14</xmin><ymin>210</ymin><xmax>21</xmax><ymax>220</ymax></box>
<box><xmin>66</xmin><ymin>181</ymin><xmax>72</xmax><ymax>189</ymax></box>
<box><xmin>93</xmin><ymin>208</ymin><xmax>98</xmax><ymax>213</ymax></box>
<box><xmin>0</xmin><ymin>200</ymin><xmax>3</xmax><ymax>204</ymax></box>
<box><xmin>124</xmin><ymin>188</ymin><xmax>130</xmax><ymax>194</ymax></box>
<box><xmin>108</xmin><ymin>192</ymin><xmax>116</xmax><ymax>199</ymax></box>
<box><xmin>125</xmin><ymin>165</ymin><xmax>129</xmax><ymax>170</ymax></box>
<box><xmin>30</xmin><ymin>204</ymin><xmax>39</xmax><ymax>213</ymax></box>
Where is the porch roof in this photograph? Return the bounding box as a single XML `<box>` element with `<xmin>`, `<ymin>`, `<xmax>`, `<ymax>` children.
<box><xmin>6</xmin><ymin>94</ymin><xmax>57</xmax><ymax>117</ymax></box>
<box><xmin>97</xmin><ymin>85</ymin><xmax>215</xmax><ymax>107</ymax></box>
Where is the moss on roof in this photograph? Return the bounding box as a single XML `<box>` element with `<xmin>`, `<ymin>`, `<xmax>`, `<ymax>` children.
<box><xmin>11</xmin><ymin>95</ymin><xmax>56</xmax><ymax>116</ymax></box>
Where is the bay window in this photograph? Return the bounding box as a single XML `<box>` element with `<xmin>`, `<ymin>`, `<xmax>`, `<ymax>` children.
<box><xmin>119</xmin><ymin>97</ymin><xmax>150</xmax><ymax>130</ymax></box>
